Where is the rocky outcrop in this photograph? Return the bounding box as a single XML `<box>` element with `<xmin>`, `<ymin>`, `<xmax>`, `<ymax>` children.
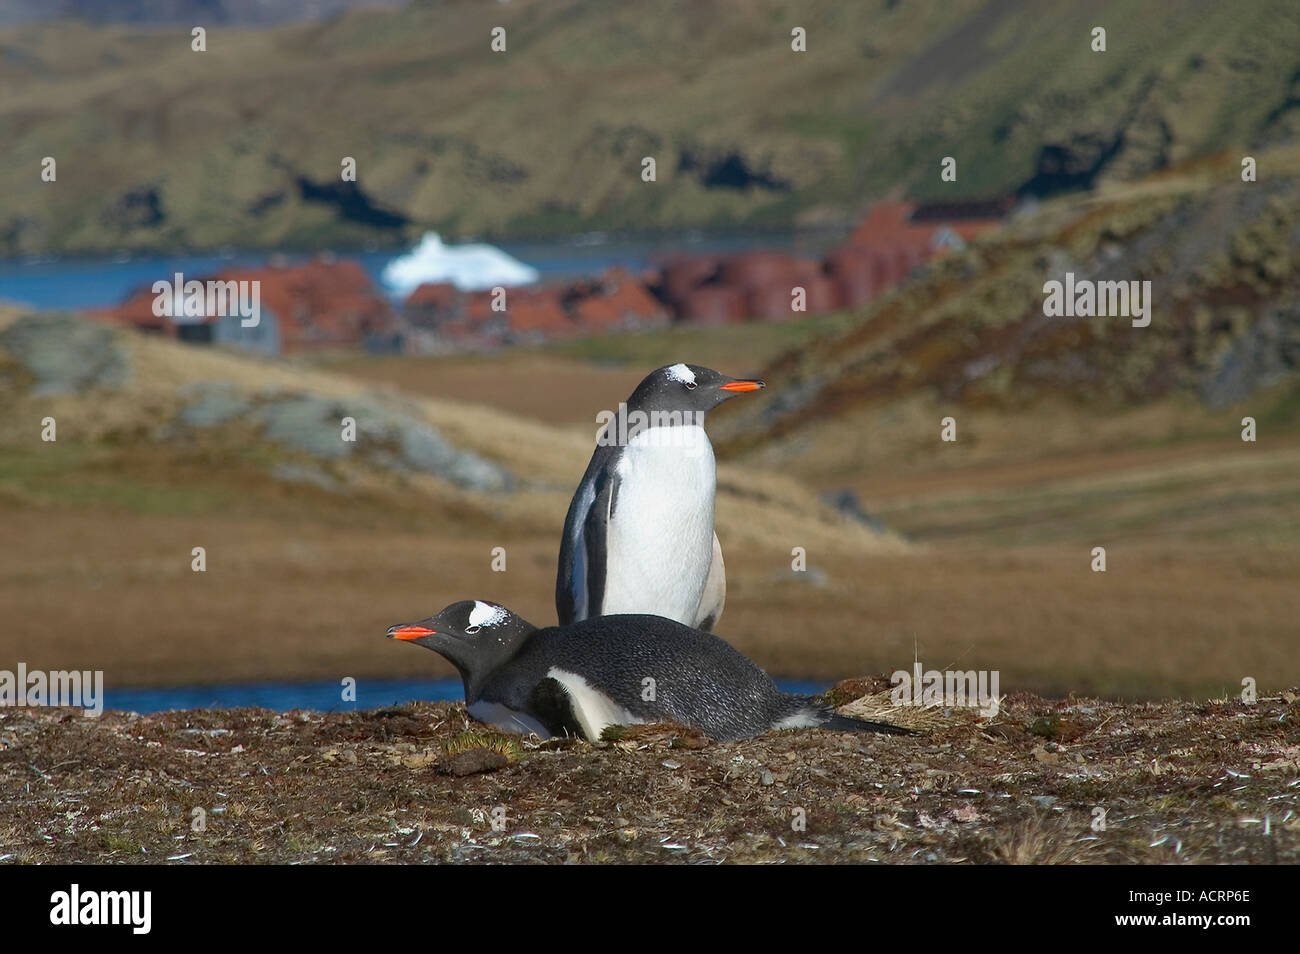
<box><xmin>1200</xmin><ymin>300</ymin><xmax>1300</xmax><ymax>410</ymax></box>
<box><xmin>0</xmin><ymin>312</ymin><xmax>132</xmax><ymax>396</ymax></box>
<box><xmin>177</xmin><ymin>384</ymin><xmax>513</xmax><ymax>493</ymax></box>
<box><xmin>0</xmin><ymin>310</ymin><xmax>512</xmax><ymax>495</ymax></box>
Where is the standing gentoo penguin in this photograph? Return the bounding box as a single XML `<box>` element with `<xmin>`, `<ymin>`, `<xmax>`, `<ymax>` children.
<box><xmin>387</xmin><ymin>600</ymin><xmax>911</xmax><ymax>742</ymax></box>
<box><xmin>556</xmin><ymin>363</ymin><xmax>763</xmax><ymax>632</ymax></box>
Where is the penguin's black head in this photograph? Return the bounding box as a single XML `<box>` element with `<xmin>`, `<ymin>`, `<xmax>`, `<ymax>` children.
<box><xmin>626</xmin><ymin>363</ymin><xmax>765</xmax><ymax>416</ymax></box>
<box><xmin>387</xmin><ymin>600</ymin><xmax>535</xmax><ymax>690</ymax></box>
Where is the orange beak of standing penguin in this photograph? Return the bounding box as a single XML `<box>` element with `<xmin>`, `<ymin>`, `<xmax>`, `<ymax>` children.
<box><xmin>387</xmin><ymin>624</ymin><xmax>436</xmax><ymax>641</ymax></box>
<box><xmin>718</xmin><ymin>379</ymin><xmax>764</xmax><ymax>393</ymax></box>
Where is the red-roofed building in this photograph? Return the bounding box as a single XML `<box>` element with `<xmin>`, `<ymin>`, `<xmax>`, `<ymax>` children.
<box><xmin>405</xmin><ymin>286</ymin><xmax>510</xmax><ymax>351</ymax></box>
<box><xmin>90</xmin><ymin>288</ymin><xmax>175</xmax><ymax>336</ymax></box>
<box><xmin>569</xmin><ymin>267</ymin><xmax>670</xmax><ymax>333</ymax></box>
<box><xmin>718</xmin><ymin>251</ymin><xmax>822</xmax><ymax>290</ymax></box>
<box><xmin>655</xmin><ymin>251</ymin><xmax>829</xmax><ymax>323</ymax></box>
<box><xmin>93</xmin><ymin>258</ymin><xmax>397</xmax><ymax>356</ymax></box>
<box><xmin>831</xmin><ymin>198</ymin><xmax>1012</xmax><ymax>305</ymax></box>
<box><xmin>658</xmin><ymin>256</ymin><xmax>720</xmax><ymax>309</ymax></box>
<box><xmin>406</xmin><ymin>281</ymin><xmax>459</xmax><ymax>313</ymax></box>
<box><xmin>504</xmin><ymin>288</ymin><xmax>576</xmax><ymax>344</ymax></box>
<box><xmin>400</xmin><ymin>266</ymin><xmax>669</xmax><ymax>350</ymax></box>
<box><xmin>678</xmin><ymin>285</ymin><xmax>747</xmax><ymax>325</ymax></box>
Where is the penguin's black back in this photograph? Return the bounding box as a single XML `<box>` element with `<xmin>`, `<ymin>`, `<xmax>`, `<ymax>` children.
<box><xmin>479</xmin><ymin>615</ymin><xmax>806</xmax><ymax>741</ymax></box>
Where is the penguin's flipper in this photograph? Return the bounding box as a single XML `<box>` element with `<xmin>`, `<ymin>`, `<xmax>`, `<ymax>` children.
<box><xmin>556</xmin><ymin>463</ymin><xmax>620</xmax><ymax>625</ymax></box>
<box><xmin>576</xmin><ymin>468</ymin><xmax>619</xmax><ymax>619</ymax></box>
<box><xmin>526</xmin><ymin>677</ymin><xmax>584</xmax><ymax>739</ymax></box>
<box><xmin>556</xmin><ymin>480</ymin><xmax>598</xmax><ymax>625</ymax></box>
<box><xmin>820</xmin><ymin>712</ymin><xmax>914</xmax><ymax>736</ymax></box>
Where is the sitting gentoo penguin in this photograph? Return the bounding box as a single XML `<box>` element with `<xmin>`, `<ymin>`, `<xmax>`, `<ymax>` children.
<box><xmin>387</xmin><ymin>600</ymin><xmax>911</xmax><ymax>742</ymax></box>
<box><xmin>556</xmin><ymin>363</ymin><xmax>764</xmax><ymax>632</ymax></box>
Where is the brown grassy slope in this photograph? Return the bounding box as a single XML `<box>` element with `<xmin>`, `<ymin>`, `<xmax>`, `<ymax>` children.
<box><xmin>671</xmin><ymin>156</ymin><xmax>1300</xmax><ymax>698</ymax></box>
<box><xmin>5</xmin><ymin>0</ymin><xmax>1300</xmax><ymax>254</ymax></box>
<box><xmin>9</xmin><ymin>131</ymin><xmax>1300</xmax><ymax>708</ymax></box>
<box><xmin>714</xmin><ymin>148</ymin><xmax>1300</xmax><ymax>485</ymax></box>
<box><xmin>0</xmin><ymin>307</ymin><xmax>900</xmax><ymax>688</ymax></box>
<box><xmin>2</xmin><ymin>688</ymin><xmax>1297</xmax><ymax>864</ymax></box>
<box><xmin>316</xmin><ymin>311</ymin><xmax>851</xmax><ymax>426</ymax></box>
<box><xmin>3</xmin><ymin>317</ymin><xmax>1297</xmax><ymax>696</ymax></box>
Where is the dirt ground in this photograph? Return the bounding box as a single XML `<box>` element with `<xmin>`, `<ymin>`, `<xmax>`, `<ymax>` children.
<box><xmin>1</xmin><ymin>684</ymin><xmax>1296</xmax><ymax>864</ymax></box>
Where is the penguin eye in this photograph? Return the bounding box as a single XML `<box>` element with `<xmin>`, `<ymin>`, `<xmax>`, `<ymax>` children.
<box><xmin>465</xmin><ymin>625</ymin><xmax>481</xmax><ymax>635</ymax></box>
<box><xmin>684</xmin><ymin>381</ymin><xmax>697</xmax><ymax>390</ymax></box>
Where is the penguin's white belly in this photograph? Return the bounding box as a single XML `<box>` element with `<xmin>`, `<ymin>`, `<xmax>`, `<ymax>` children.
<box><xmin>601</xmin><ymin>426</ymin><xmax>715</xmax><ymax>625</ymax></box>
<box><xmin>547</xmin><ymin>667</ymin><xmax>647</xmax><ymax>741</ymax></box>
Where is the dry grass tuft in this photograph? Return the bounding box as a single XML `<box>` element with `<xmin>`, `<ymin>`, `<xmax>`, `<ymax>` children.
<box><xmin>836</xmin><ymin>690</ymin><xmax>950</xmax><ymax>732</ymax></box>
<box><xmin>986</xmin><ymin>816</ymin><xmax>1106</xmax><ymax>865</ymax></box>
<box><xmin>442</xmin><ymin>730</ymin><xmax>524</xmax><ymax>762</ymax></box>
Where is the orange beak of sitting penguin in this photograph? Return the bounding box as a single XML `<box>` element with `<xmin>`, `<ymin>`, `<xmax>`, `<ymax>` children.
<box><xmin>387</xmin><ymin>624</ymin><xmax>436</xmax><ymax>641</ymax></box>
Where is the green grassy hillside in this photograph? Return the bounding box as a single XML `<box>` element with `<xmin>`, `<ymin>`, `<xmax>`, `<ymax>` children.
<box><xmin>3</xmin><ymin>0</ymin><xmax>1299</xmax><ymax>254</ymax></box>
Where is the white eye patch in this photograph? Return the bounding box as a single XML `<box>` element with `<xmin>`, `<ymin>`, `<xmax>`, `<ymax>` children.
<box><xmin>469</xmin><ymin>601</ymin><xmax>508</xmax><ymax>628</ymax></box>
<box><xmin>664</xmin><ymin>363</ymin><xmax>695</xmax><ymax>385</ymax></box>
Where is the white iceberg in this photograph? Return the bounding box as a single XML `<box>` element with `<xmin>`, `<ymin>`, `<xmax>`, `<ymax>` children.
<box><xmin>382</xmin><ymin>231</ymin><xmax>539</xmax><ymax>294</ymax></box>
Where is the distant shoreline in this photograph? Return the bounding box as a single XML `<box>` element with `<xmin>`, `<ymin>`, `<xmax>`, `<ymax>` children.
<box><xmin>0</xmin><ymin>223</ymin><xmax>853</xmax><ymax>272</ymax></box>
<box><xmin>0</xmin><ymin>225</ymin><xmax>851</xmax><ymax>312</ymax></box>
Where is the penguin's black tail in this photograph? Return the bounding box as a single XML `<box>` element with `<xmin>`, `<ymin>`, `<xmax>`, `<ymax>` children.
<box><xmin>778</xmin><ymin>695</ymin><xmax>914</xmax><ymax>736</ymax></box>
<box><xmin>820</xmin><ymin>712</ymin><xmax>914</xmax><ymax>736</ymax></box>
